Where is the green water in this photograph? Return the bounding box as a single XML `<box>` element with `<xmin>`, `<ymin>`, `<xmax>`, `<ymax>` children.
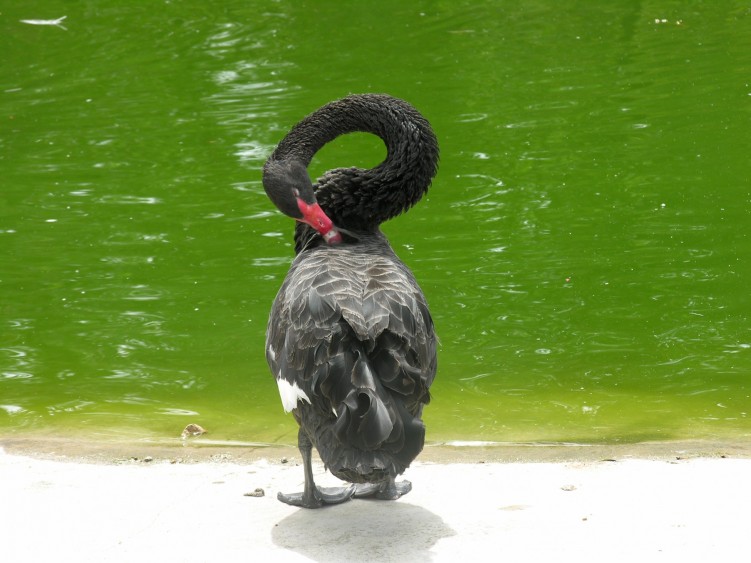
<box><xmin>2</xmin><ymin>1</ymin><xmax>750</xmax><ymax>447</ymax></box>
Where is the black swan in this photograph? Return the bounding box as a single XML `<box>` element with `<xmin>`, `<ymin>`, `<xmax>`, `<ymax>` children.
<box><xmin>262</xmin><ymin>94</ymin><xmax>438</xmax><ymax>508</ymax></box>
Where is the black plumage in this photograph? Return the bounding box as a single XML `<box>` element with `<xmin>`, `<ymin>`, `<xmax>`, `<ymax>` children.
<box><xmin>262</xmin><ymin>94</ymin><xmax>438</xmax><ymax>508</ymax></box>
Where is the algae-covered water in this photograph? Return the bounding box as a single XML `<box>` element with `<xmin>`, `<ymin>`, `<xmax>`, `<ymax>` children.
<box><xmin>2</xmin><ymin>1</ymin><xmax>750</xmax><ymax>446</ymax></box>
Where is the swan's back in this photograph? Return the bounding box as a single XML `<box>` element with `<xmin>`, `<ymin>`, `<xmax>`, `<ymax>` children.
<box><xmin>266</xmin><ymin>233</ymin><xmax>436</xmax><ymax>481</ymax></box>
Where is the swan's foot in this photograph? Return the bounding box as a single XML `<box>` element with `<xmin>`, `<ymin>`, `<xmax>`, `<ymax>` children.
<box><xmin>277</xmin><ymin>484</ymin><xmax>356</xmax><ymax>509</ymax></box>
<box><xmin>354</xmin><ymin>476</ymin><xmax>412</xmax><ymax>500</ymax></box>
<box><xmin>278</xmin><ymin>429</ymin><xmax>356</xmax><ymax>509</ymax></box>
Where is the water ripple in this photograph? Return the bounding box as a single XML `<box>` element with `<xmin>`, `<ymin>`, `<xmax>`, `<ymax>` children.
<box><xmin>97</xmin><ymin>195</ymin><xmax>162</xmax><ymax>205</ymax></box>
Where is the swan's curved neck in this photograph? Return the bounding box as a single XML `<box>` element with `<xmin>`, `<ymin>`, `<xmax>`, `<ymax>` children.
<box><xmin>267</xmin><ymin>94</ymin><xmax>439</xmax><ymax>231</ymax></box>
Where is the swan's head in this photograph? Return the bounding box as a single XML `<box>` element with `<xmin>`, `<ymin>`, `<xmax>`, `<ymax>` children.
<box><xmin>263</xmin><ymin>159</ymin><xmax>342</xmax><ymax>244</ymax></box>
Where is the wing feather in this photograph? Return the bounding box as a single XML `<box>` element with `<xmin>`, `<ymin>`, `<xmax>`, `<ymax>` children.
<box><xmin>266</xmin><ymin>243</ymin><xmax>436</xmax><ymax>415</ymax></box>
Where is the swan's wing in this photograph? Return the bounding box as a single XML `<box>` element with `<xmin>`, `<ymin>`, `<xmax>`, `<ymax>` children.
<box><xmin>265</xmin><ymin>248</ymin><xmax>436</xmax><ymax>414</ymax></box>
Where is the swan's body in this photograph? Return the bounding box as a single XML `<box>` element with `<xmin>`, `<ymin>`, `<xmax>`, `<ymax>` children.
<box><xmin>262</xmin><ymin>94</ymin><xmax>438</xmax><ymax>508</ymax></box>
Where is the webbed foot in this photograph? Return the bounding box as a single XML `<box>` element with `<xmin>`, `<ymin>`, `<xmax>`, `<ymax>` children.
<box><xmin>277</xmin><ymin>484</ymin><xmax>356</xmax><ymax>509</ymax></box>
<box><xmin>354</xmin><ymin>477</ymin><xmax>412</xmax><ymax>500</ymax></box>
<box><xmin>279</xmin><ymin>429</ymin><xmax>357</xmax><ymax>509</ymax></box>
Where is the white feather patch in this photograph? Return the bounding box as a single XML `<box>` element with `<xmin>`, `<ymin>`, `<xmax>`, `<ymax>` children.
<box><xmin>276</xmin><ymin>377</ymin><xmax>311</xmax><ymax>412</ymax></box>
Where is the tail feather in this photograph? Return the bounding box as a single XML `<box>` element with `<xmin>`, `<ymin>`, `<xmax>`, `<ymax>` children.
<box><xmin>333</xmin><ymin>389</ymin><xmax>395</xmax><ymax>450</ymax></box>
<box><xmin>325</xmin><ymin>396</ymin><xmax>425</xmax><ymax>483</ymax></box>
<box><xmin>333</xmin><ymin>351</ymin><xmax>397</xmax><ymax>450</ymax></box>
<box><xmin>328</xmin><ymin>348</ymin><xmax>425</xmax><ymax>477</ymax></box>
<box><xmin>299</xmin><ymin>325</ymin><xmax>430</xmax><ymax>482</ymax></box>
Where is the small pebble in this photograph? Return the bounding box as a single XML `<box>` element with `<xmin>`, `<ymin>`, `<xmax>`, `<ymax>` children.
<box><xmin>181</xmin><ymin>423</ymin><xmax>207</xmax><ymax>439</ymax></box>
<box><xmin>244</xmin><ymin>488</ymin><xmax>265</xmax><ymax>498</ymax></box>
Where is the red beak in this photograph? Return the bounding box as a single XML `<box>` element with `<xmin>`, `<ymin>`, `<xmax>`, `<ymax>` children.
<box><xmin>296</xmin><ymin>199</ymin><xmax>343</xmax><ymax>244</ymax></box>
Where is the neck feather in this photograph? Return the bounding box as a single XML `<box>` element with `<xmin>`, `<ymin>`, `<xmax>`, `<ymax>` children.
<box><xmin>267</xmin><ymin>94</ymin><xmax>439</xmax><ymax>231</ymax></box>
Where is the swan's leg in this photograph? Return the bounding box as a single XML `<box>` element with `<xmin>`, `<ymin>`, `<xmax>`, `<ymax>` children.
<box><xmin>354</xmin><ymin>475</ymin><xmax>412</xmax><ymax>500</ymax></box>
<box><xmin>277</xmin><ymin>429</ymin><xmax>355</xmax><ymax>509</ymax></box>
